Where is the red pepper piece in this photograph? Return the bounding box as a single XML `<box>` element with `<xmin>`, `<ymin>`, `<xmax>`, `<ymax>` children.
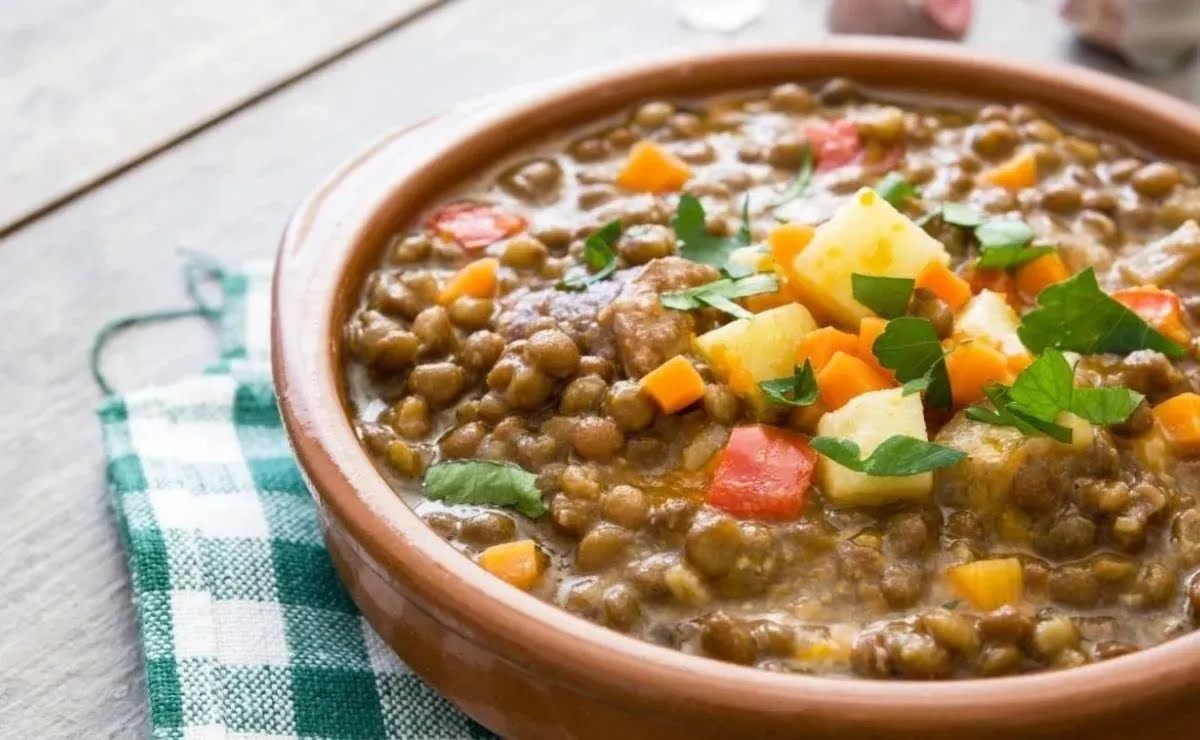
<box><xmin>428</xmin><ymin>202</ymin><xmax>526</xmax><ymax>249</ymax></box>
<box><xmin>804</xmin><ymin>118</ymin><xmax>864</xmax><ymax>172</ymax></box>
<box><xmin>707</xmin><ymin>425</ymin><xmax>816</xmax><ymax>521</ymax></box>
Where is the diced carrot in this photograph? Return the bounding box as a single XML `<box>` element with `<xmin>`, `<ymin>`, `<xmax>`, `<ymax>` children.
<box><xmin>1014</xmin><ymin>253</ymin><xmax>1071</xmax><ymax>300</ymax></box>
<box><xmin>796</xmin><ymin>327</ymin><xmax>859</xmax><ymax>372</ymax></box>
<box><xmin>615</xmin><ymin>140</ymin><xmax>692</xmax><ymax>193</ymax></box>
<box><xmin>438</xmin><ymin>257</ymin><xmax>499</xmax><ymax>305</ymax></box>
<box><xmin>1153</xmin><ymin>392</ymin><xmax>1200</xmax><ymax>455</ymax></box>
<box><xmin>856</xmin><ymin>317</ymin><xmax>893</xmax><ymax>378</ymax></box>
<box><xmin>478</xmin><ymin>540</ymin><xmax>544</xmax><ymax>591</ymax></box>
<box><xmin>965</xmin><ymin>264</ymin><xmax>1022</xmax><ymax>308</ymax></box>
<box><xmin>982</xmin><ymin>149</ymin><xmax>1038</xmax><ymax>191</ymax></box>
<box><xmin>946</xmin><ymin>558</ymin><xmax>1023</xmax><ymax>610</ymax></box>
<box><xmin>1006</xmin><ymin>351</ymin><xmax>1034</xmax><ymax>375</ymax></box>
<box><xmin>742</xmin><ymin>282</ymin><xmax>801</xmax><ymax>314</ymax></box>
<box><xmin>1112</xmin><ymin>285</ymin><xmax>1192</xmax><ymax>345</ymax></box>
<box><xmin>916</xmin><ymin>260</ymin><xmax>972</xmax><ymax>311</ymax></box>
<box><xmin>640</xmin><ymin>355</ymin><xmax>706</xmax><ymax>413</ymax></box>
<box><xmin>769</xmin><ymin>222</ymin><xmax>815</xmax><ymax>280</ymax></box>
<box><xmin>944</xmin><ymin>341</ymin><xmax>1012</xmax><ymax>407</ymax></box>
<box><xmin>815</xmin><ymin>351</ymin><xmax>894</xmax><ymax>411</ymax></box>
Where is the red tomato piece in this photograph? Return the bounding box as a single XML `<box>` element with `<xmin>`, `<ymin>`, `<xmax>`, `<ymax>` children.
<box><xmin>428</xmin><ymin>202</ymin><xmax>526</xmax><ymax>249</ymax></box>
<box><xmin>804</xmin><ymin>118</ymin><xmax>863</xmax><ymax>172</ymax></box>
<box><xmin>1112</xmin><ymin>286</ymin><xmax>1191</xmax><ymax>345</ymax></box>
<box><xmin>707</xmin><ymin>425</ymin><xmax>816</xmax><ymax>521</ymax></box>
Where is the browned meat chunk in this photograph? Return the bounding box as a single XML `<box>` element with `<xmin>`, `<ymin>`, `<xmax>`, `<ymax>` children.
<box><xmin>598</xmin><ymin>257</ymin><xmax>719</xmax><ymax>378</ymax></box>
<box><xmin>496</xmin><ymin>277</ymin><xmax>625</xmax><ymax>359</ymax></box>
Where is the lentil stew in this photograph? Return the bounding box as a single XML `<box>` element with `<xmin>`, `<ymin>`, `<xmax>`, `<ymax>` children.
<box><xmin>342</xmin><ymin>79</ymin><xmax>1200</xmax><ymax>680</ymax></box>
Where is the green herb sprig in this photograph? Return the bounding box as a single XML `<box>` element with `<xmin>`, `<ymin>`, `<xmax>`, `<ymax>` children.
<box><xmin>660</xmin><ymin>273</ymin><xmax>779</xmax><ymax>320</ymax></box>
<box><xmin>557</xmin><ymin>220</ymin><xmax>622</xmax><ymax>291</ymax></box>
<box><xmin>673</xmin><ymin>194</ymin><xmax>752</xmax><ymax>270</ymax></box>
<box><xmin>940</xmin><ymin>202</ymin><xmax>1053</xmax><ymax>269</ymax></box>
<box><xmin>423</xmin><ymin>460</ymin><xmax>546</xmax><ymax>517</ymax></box>
<box><xmin>758</xmin><ymin>360</ymin><xmax>819</xmax><ymax>407</ymax></box>
<box><xmin>1017</xmin><ymin>267</ymin><xmax>1185</xmax><ymax>358</ymax></box>
<box><xmin>871</xmin><ymin>316</ymin><xmax>953</xmax><ymax>409</ymax></box>
<box><xmin>874</xmin><ymin>172</ymin><xmax>922</xmax><ymax>209</ymax></box>
<box><xmin>852</xmin><ymin>273</ymin><xmax>915</xmax><ymax>319</ymax></box>
<box><xmin>965</xmin><ymin>348</ymin><xmax>1144</xmax><ymax>442</ymax></box>
<box><xmin>810</xmin><ymin>435</ymin><xmax>966</xmax><ymax>476</ymax></box>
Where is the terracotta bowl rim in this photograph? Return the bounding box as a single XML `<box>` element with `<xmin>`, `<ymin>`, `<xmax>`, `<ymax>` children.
<box><xmin>273</xmin><ymin>38</ymin><xmax>1200</xmax><ymax>728</ymax></box>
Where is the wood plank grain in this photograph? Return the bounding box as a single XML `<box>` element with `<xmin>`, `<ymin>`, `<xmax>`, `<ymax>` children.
<box><xmin>0</xmin><ymin>0</ymin><xmax>1195</xmax><ymax>736</ymax></box>
<box><xmin>0</xmin><ymin>0</ymin><xmax>443</xmax><ymax>232</ymax></box>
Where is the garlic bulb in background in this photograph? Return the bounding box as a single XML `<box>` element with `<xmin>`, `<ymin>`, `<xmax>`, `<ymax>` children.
<box><xmin>1062</xmin><ymin>0</ymin><xmax>1200</xmax><ymax>73</ymax></box>
<box><xmin>827</xmin><ymin>0</ymin><xmax>973</xmax><ymax>39</ymax></box>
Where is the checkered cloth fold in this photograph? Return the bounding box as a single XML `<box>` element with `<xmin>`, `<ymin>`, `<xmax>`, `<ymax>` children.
<box><xmin>98</xmin><ymin>262</ymin><xmax>492</xmax><ymax>740</ymax></box>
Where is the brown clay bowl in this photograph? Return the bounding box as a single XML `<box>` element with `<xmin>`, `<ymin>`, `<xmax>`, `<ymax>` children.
<box><xmin>273</xmin><ymin>40</ymin><xmax>1200</xmax><ymax>739</ymax></box>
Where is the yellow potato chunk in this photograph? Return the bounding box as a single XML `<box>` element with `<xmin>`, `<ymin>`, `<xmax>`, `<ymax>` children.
<box><xmin>815</xmin><ymin>387</ymin><xmax>932</xmax><ymax>506</ymax></box>
<box><xmin>789</xmin><ymin>187</ymin><xmax>950</xmax><ymax>328</ymax></box>
<box><xmin>694</xmin><ymin>302</ymin><xmax>817</xmax><ymax>399</ymax></box>
<box><xmin>954</xmin><ymin>289</ymin><xmax>1026</xmax><ymax>357</ymax></box>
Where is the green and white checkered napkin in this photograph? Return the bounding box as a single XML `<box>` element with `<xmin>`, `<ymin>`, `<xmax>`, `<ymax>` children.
<box><xmin>97</xmin><ymin>262</ymin><xmax>494</xmax><ymax>740</ymax></box>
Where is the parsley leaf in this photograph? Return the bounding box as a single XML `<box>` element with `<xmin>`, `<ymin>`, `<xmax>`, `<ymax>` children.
<box><xmin>975</xmin><ymin>219</ymin><xmax>1034</xmax><ymax>249</ymax></box>
<box><xmin>660</xmin><ymin>273</ymin><xmax>779</xmax><ymax>319</ymax></box>
<box><xmin>871</xmin><ymin>316</ymin><xmax>953</xmax><ymax>408</ymax></box>
<box><xmin>966</xmin><ymin>385</ymin><xmax>1074</xmax><ymax>443</ymax></box>
<box><xmin>972</xmin><ymin>218</ymin><xmax>1056</xmax><ymax>269</ymax></box>
<box><xmin>557</xmin><ymin>220</ymin><xmax>622</xmax><ymax>291</ymax></box>
<box><xmin>423</xmin><ymin>460</ymin><xmax>546</xmax><ymax>517</ymax></box>
<box><xmin>1017</xmin><ymin>267</ymin><xmax>1185</xmax><ymax>358</ymax></box>
<box><xmin>1008</xmin><ymin>348</ymin><xmax>1144</xmax><ymax>425</ymax></box>
<box><xmin>851</xmin><ymin>274</ymin><xmax>915</xmax><ymax>318</ymax></box>
<box><xmin>941</xmin><ymin>202</ymin><xmax>986</xmax><ymax>228</ymax></box>
<box><xmin>964</xmin><ymin>348</ymin><xmax>1143</xmax><ymax>441</ymax></box>
<box><xmin>758</xmin><ymin>361</ymin><xmax>819</xmax><ymax>407</ymax></box>
<box><xmin>673</xmin><ymin>194</ymin><xmax>750</xmax><ymax>269</ymax></box>
<box><xmin>976</xmin><ymin>244</ymin><xmax>1056</xmax><ymax>270</ymax></box>
<box><xmin>874</xmin><ymin>172</ymin><xmax>922</xmax><ymax>209</ymax></box>
<box><xmin>810</xmin><ymin>435</ymin><xmax>966</xmax><ymax>476</ymax></box>
<box><xmin>770</xmin><ymin>143</ymin><xmax>814</xmax><ymax>210</ymax></box>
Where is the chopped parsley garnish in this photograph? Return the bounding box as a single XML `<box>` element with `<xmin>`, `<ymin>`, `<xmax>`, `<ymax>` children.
<box><xmin>871</xmin><ymin>316</ymin><xmax>953</xmax><ymax>409</ymax></box>
<box><xmin>673</xmin><ymin>194</ymin><xmax>751</xmax><ymax>269</ymax></box>
<box><xmin>975</xmin><ymin>243</ymin><xmax>1056</xmax><ymax>270</ymax></box>
<box><xmin>851</xmin><ymin>273</ymin><xmax>915</xmax><ymax>318</ymax></box>
<box><xmin>874</xmin><ymin>172</ymin><xmax>922</xmax><ymax>209</ymax></box>
<box><xmin>557</xmin><ymin>220</ymin><xmax>621</xmax><ymax>291</ymax></box>
<box><xmin>941</xmin><ymin>202</ymin><xmax>986</xmax><ymax>228</ymax></box>
<box><xmin>810</xmin><ymin>435</ymin><xmax>966</xmax><ymax>476</ymax></box>
<box><xmin>758</xmin><ymin>360</ymin><xmax>819</xmax><ymax>407</ymax></box>
<box><xmin>965</xmin><ymin>348</ymin><xmax>1144</xmax><ymax>442</ymax></box>
<box><xmin>423</xmin><ymin>460</ymin><xmax>545</xmax><ymax>517</ymax></box>
<box><xmin>1017</xmin><ymin>267</ymin><xmax>1185</xmax><ymax>358</ymax></box>
<box><xmin>939</xmin><ymin>202</ymin><xmax>1054</xmax><ymax>269</ymax></box>
<box><xmin>769</xmin><ymin>143</ymin><xmax>814</xmax><ymax>210</ymax></box>
<box><xmin>660</xmin><ymin>273</ymin><xmax>779</xmax><ymax>320</ymax></box>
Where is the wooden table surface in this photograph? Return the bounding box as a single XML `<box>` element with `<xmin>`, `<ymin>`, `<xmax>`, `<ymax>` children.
<box><xmin>2</xmin><ymin>0</ymin><xmax>1197</xmax><ymax>736</ymax></box>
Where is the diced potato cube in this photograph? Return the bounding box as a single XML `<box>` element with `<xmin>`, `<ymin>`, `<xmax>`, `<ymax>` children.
<box><xmin>694</xmin><ymin>303</ymin><xmax>817</xmax><ymax>399</ymax></box>
<box><xmin>933</xmin><ymin>413</ymin><xmax>1026</xmax><ymax>517</ymax></box>
<box><xmin>789</xmin><ymin>187</ymin><xmax>950</xmax><ymax>328</ymax></box>
<box><xmin>815</xmin><ymin>387</ymin><xmax>932</xmax><ymax>506</ymax></box>
<box><xmin>954</xmin><ymin>290</ymin><xmax>1026</xmax><ymax>358</ymax></box>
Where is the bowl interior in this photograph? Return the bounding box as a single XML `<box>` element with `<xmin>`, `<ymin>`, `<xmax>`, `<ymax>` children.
<box><xmin>274</xmin><ymin>39</ymin><xmax>1200</xmax><ymax>734</ymax></box>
